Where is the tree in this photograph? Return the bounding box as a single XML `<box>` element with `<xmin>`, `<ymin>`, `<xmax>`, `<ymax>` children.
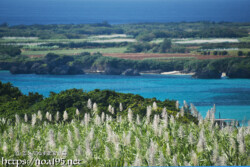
<box><xmin>247</xmin><ymin>52</ymin><xmax>250</xmax><ymax>57</ymax></box>
<box><xmin>222</xmin><ymin>51</ymin><xmax>228</xmax><ymax>56</ymax></box>
<box><xmin>0</xmin><ymin>22</ymin><xmax>8</xmax><ymax>27</ymax></box>
<box><xmin>137</xmin><ymin>33</ymin><xmax>155</xmax><ymax>42</ymax></box>
<box><xmin>159</xmin><ymin>39</ymin><xmax>172</xmax><ymax>53</ymax></box>
<box><xmin>0</xmin><ymin>46</ymin><xmax>21</xmax><ymax>57</ymax></box>
<box><xmin>202</xmin><ymin>51</ymin><xmax>207</xmax><ymax>55</ymax></box>
<box><xmin>238</xmin><ymin>51</ymin><xmax>243</xmax><ymax>56</ymax></box>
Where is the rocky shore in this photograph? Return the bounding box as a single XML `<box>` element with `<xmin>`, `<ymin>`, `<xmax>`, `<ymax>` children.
<box><xmin>0</xmin><ymin>54</ymin><xmax>250</xmax><ymax>79</ymax></box>
<box><xmin>1</xmin><ymin>60</ymin><xmax>250</xmax><ymax>79</ymax></box>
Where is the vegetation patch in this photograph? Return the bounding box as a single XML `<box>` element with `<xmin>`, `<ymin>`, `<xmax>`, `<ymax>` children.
<box><xmin>0</xmin><ymin>82</ymin><xmax>249</xmax><ymax>166</ymax></box>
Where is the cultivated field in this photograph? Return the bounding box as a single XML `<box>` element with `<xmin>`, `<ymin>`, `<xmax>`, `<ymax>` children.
<box><xmin>173</xmin><ymin>38</ymin><xmax>239</xmax><ymax>44</ymax></box>
<box><xmin>0</xmin><ymin>34</ymin><xmax>135</xmax><ymax>46</ymax></box>
<box><xmin>2</xmin><ymin>34</ymin><xmax>249</xmax><ymax>60</ymax></box>
<box><xmin>103</xmin><ymin>53</ymin><xmax>235</xmax><ymax>60</ymax></box>
<box><xmin>90</xmin><ymin>34</ymin><xmax>130</xmax><ymax>39</ymax></box>
<box><xmin>91</xmin><ymin>39</ymin><xmax>136</xmax><ymax>43</ymax></box>
<box><xmin>22</xmin><ymin>47</ymin><xmax>127</xmax><ymax>57</ymax></box>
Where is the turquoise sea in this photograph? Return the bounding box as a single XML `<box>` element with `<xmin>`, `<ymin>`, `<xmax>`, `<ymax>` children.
<box><xmin>0</xmin><ymin>71</ymin><xmax>249</xmax><ymax>121</ymax></box>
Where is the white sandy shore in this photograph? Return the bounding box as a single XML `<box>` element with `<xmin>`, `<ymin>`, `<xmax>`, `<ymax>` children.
<box><xmin>161</xmin><ymin>71</ymin><xmax>195</xmax><ymax>75</ymax></box>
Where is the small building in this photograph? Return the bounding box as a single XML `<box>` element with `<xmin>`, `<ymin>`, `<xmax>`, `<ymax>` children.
<box><xmin>214</xmin><ymin>119</ymin><xmax>237</xmax><ymax>127</ymax></box>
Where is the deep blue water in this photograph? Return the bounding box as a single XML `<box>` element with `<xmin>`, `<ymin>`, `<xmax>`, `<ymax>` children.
<box><xmin>0</xmin><ymin>71</ymin><xmax>249</xmax><ymax>121</ymax></box>
<box><xmin>0</xmin><ymin>0</ymin><xmax>250</xmax><ymax>25</ymax></box>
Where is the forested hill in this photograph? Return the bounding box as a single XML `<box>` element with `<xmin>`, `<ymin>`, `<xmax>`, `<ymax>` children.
<box><xmin>0</xmin><ymin>81</ymin><xmax>197</xmax><ymax>124</ymax></box>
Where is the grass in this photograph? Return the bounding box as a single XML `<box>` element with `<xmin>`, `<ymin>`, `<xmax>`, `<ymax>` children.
<box><xmin>21</xmin><ymin>47</ymin><xmax>127</xmax><ymax>56</ymax></box>
<box><xmin>0</xmin><ymin>101</ymin><xmax>249</xmax><ymax>166</ymax></box>
<box><xmin>227</xmin><ymin>49</ymin><xmax>250</xmax><ymax>56</ymax></box>
<box><xmin>150</xmin><ymin>39</ymin><xmax>164</xmax><ymax>44</ymax></box>
<box><xmin>239</xmin><ymin>36</ymin><xmax>250</xmax><ymax>42</ymax></box>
